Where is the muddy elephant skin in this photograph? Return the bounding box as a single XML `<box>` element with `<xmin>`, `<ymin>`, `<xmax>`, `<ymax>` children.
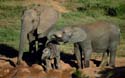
<box><xmin>41</xmin><ymin>40</ymin><xmax>60</xmax><ymax>71</ymax></box>
<box><xmin>17</xmin><ymin>5</ymin><xmax>60</xmax><ymax>64</ymax></box>
<box><xmin>49</xmin><ymin>21</ymin><xmax>120</xmax><ymax>69</ymax></box>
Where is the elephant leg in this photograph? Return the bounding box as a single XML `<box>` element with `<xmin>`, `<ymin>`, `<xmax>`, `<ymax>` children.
<box><xmin>17</xmin><ymin>21</ymin><xmax>35</xmax><ymax>65</ymax></box>
<box><xmin>37</xmin><ymin>36</ymin><xmax>47</xmax><ymax>52</ymax></box>
<box><xmin>109</xmin><ymin>49</ymin><xmax>116</xmax><ymax>67</ymax></box>
<box><xmin>100</xmin><ymin>51</ymin><xmax>109</xmax><ymax>67</ymax></box>
<box><xmin>28</xmin><ymin>32</ymin><xmax>36</xmax><ymax>54</ymax></box>
<box><xmin>80</xmin><ymin>40</ymin><xmax>92</xmax><ymax>68</ymax></box>
<box><xmin>84</xmin><ymin>49</ymin><xmax>92</xmax><ymax>67</ymax></box>
<box><xmin>109</xmin><ymin>41</ymin><xmax>118</xmax><ymax>67</ymax></box>
<box><xmin>45</xmin><ymin>59</ymin><xmax>52</xmax><ymax>71</ymax></box>
<box><xmin>37</xmin><ymin>36</ymin><xmax>47</xmax><ymax>61</ymax></box>
<box><xmin>74</xmin><ymin>43</ymin><xmax>82</xmax><ymax>69</ymax></box>
<box><xmin>55</xmin><ymin>46</ymin><xmax>61</xmax><ymax>69</ymax></box>
<box><xmin>29</xmin><ymin>42</ymin><xmax>36</xmax><ymax>53</ymax></box>
<box><xmin>17</xmin><ymin>29</ymin><xmax>28</xmax><ymax>65</ymax></box>
<box><xmin>55</xmin><ymin>56</ymin><xmax>61</xmax><ymax>69</ymax></box>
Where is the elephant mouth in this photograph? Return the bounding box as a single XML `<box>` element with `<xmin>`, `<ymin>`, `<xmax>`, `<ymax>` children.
<box><xmin>54</xmin><ymin>35</ymin><xmax>63</xmax><ymax>42</ymax></box>
<box><xmin>64</xmin><ymin>41</ymin><xmax>68</xmax><ymax>43</ymax></box>
<box><xmin>57</xmin><ymin>38</ymin><xmax>63</xmax><ymax>42</ymax></box>
<box><xmin>57</xmin><ymin>37</ymin><xmax>68</xmax><ymax>43</ymax></box>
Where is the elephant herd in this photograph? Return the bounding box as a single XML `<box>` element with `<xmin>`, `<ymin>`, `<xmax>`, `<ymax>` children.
<box><xmin>17</xmin><ymin>5</ymin><xmax>120</xmax><ymax>71</ymax></box>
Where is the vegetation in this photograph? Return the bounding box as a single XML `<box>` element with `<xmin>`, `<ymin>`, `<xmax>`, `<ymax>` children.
<box><xmin>0</xmin><ymin>0</ymin><xmax>125</xmax><ymax>56</ymax></box>
<box><xmin>72</xmin><ymin>69</ymin><xmax>88</xmax><ymax>78</ymax></box>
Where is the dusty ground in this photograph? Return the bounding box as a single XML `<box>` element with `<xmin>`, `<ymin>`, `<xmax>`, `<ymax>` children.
<box><xmin>0</xmin><ymin>55</ymin><xmax>125</xmax><ymax>78</ymax></box>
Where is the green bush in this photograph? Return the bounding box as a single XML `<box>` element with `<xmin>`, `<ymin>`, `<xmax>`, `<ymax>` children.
<box><xmin>72</xmin><ymin>69</ymin><xmax>89</xmax><ymax>78</ymax></box>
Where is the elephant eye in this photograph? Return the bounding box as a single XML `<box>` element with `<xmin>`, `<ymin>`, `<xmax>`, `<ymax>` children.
<box><xmin>62</xmin><ymin>31</ymin><xmax>65</xmax><ymax>34</ymax></box>
<box><xmin>32</xmin><ymin>19</ymin><xmax>35</xmax><ymax>23</ymax></box>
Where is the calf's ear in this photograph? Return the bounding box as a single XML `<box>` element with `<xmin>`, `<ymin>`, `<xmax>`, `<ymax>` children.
<box><xmin>69</xmin><ymin>27</ymin><xmax>87</xmax><ymax>43</ymax></box>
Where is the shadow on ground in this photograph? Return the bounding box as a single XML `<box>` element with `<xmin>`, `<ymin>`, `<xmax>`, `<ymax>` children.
<box><xmin>0</xmin><ymin>44</ymin><xmax>18</xmax><ymax>58</ymax></box>
<box><xmin>60</xmin><ymin>52</ymin><xmax>78</xmax><ymax>68</ymax></box>
<box><xmin>99</xmin><ymin>66</ymin><xmax>125</xmax><ymax>78</ymax></box>
<box><xmin>0</xmin><ymin>44</ymin><xmax>104</xmax><ymax>68</ymax></box>
<box><xmin>0</xmin><ymin>44</ymin><xmax>43</xmax><ymax>67</ymax></box>
<box><xmin>61</xmin><ymin>52</ymin><xmax>103</xmax><ymax>68</ymax></box>
<box><xmin>91</xmin><ymin>59</ymin><xmax>101</xmax><ymax>67</ymax></box>
<box><xmin>0</xmin><ymin>44</ymin><xmax>106</xmax><ymax>67</ymax></box>
<box><xmin>0</xmin><ymin>44</ymin><xmax>79</xmax><ymax>69</ymax></box>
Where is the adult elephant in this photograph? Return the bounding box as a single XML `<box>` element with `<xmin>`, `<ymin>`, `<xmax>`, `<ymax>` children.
<box><xmin>48</xmin><ymin>21</ymin><xmax>120</xmax><ymax>69</ymax></box>
<box><xmin>17</xmin><ymin>5</ymin><xmax>60</xmax><ymax>64</ymax></box>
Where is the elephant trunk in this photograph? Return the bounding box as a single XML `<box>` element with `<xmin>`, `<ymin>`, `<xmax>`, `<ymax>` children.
<box><xmin>47</xmin><ymin>31</ymin><xmax>63</xmax><ymax>42</ymax></box>
<box><xmin>17</xmin><ymin>23</ymin><xmax>27</xmax><ymax>65</ymax></box>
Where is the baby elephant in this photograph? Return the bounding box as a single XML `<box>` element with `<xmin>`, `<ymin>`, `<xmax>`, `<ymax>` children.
<box><xmin>41</xmin><ymin>40</ymin><xmax>60</xmax><ymax>71</ymax></box>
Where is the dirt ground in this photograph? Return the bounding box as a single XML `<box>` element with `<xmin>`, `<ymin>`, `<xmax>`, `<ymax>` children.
<box><xmin>0</xmin><ymin>54</ymin><xmax>125</xmax><ymax>78</ymax></box>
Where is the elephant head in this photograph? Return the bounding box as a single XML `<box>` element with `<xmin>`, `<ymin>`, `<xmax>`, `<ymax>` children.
<box><xmin>48</xmin><ymin>27</ymin><xmax>87</xmax><ymax>43</ymax></box>
<box><xmin>41</xmin><ymin>48</ymin><xmax>51</xmax><ymax>60</ymax></box>
<box><xmin>17</xmin><ymin>5</ymin><xmax>59</xmax><ymax>64</ymax></box>
<box><xmin>21</xmin><ymin>5</ymin><xmax>59</xmax><ymax>36</ymax></box>
<box><xmin>21</xmin><ymin>8</ymin><xmax>39</xmax><ymax>33</ymax></box>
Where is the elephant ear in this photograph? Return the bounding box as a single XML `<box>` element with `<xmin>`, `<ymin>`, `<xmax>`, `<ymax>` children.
<box><xmin>37</xmin><ymin>6</ymin><xmax>59</xmax><ymax>35</ymax></box>
<box><xmin>69</xmin><ymin>27</ymin><xmax>87</xmax><ymax>43</ymax></box>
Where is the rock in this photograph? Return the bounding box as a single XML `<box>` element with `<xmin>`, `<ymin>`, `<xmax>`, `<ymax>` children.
<box><xmin>60</xmin><ymin>60</ymin><xmax>72</xmax><ymax>70</ymax></box>
<box><xmin>47</xmin><ymin>69</ymin><xmax>62</xmax><ymax>78</ymax></box>
<box><xmin>82</xmin><ymin>67</ymin><xmax>100</xmax><ymax>78</ymax></box>
<box><xmin>11</xmin><ymin>67</ymin><xmax>31</xmax><ymax>78</ymax></box>
<box><xmin>31</xmin><ymin>64</ymin><xmax>44</xmax><ymax>71</ymax></box>
<box><xmin>62</xmin><ymin>69</ymin><xmax>74</xmax><ymax>78</ymax></box>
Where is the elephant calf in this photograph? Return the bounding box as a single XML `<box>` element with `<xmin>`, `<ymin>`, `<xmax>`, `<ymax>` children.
<box><xmin>41</xmin><ymin>40</ymin><xmax>60</xmax><ymax>71</ymax></box>
<box><xmin>48</xmin><ymin>21</ymin><xmax>120</xmax><ymax>69</ymax></box>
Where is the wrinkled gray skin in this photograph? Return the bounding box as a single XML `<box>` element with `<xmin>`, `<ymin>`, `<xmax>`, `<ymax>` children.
<box><xmin>17</xmin><ymin>5</ymin><xmax>59</xmax><ymax>64</ymax></box>
<box><xmin>41</xmin><ymin>41</ymin><xmax>60</xmax><ymax>71</ymax></box>
<box><xmin>49</xmin><ymin>21</ymin><xmax>120</xmax><ymax>69</ymax></box>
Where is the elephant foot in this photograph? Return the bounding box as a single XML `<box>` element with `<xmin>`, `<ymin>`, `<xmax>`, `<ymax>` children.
<box><xmin>77</xmin><ymin>62</ymin><xmax>82</xmax><ymax>69</ymax></box>
<box><xmin>99</xmin><ymin>61</ymin><xmax>108</xmax><ymax>68</ymax></box>
<box><xmin>16</xmin><ymin>60</ymin><xmax>20</xmax><ymax>65</ymax></box>
<box><xmin>56</xmin><ymin>64</ymin><xmax>61</xmax><ymax>70</ymax></box>
<box><xmin>109</xmin><ymin>64</ymin><xmax>115</xmax><ymax>68</ymax></box>
<box><xmin>16</xmin><ymin>59</ymin><xmax>22</xmax><ymax>65</ymax></box>
<box><xmin>84</xmin><ymin>61</ymin><xmax>89</xmax><ymax>68</ymax></box>
<box><xmin>16</xmin><ymin>59</ymin><xmax>28</xmax><ymax>67</ymax></box>
<box><xmin>77</xmin><ymin>65</ymin><xmax>82</xmax><ymax>69</ymax></box>
<box><xmin>84</xmin><ymin>65</ymin><xmax>89</xmax><ymax>68</ymax></box>
<box><xmin>46</xmin><ymin>67</ymin><xmax>52</xmax><ymax>72</ymax></box>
